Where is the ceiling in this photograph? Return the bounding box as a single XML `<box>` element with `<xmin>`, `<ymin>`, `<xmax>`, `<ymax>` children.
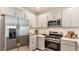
<box><xmin>24</xmin><ymin>7</ymin><xmax>61</xmax><ymax>14</ymax></box>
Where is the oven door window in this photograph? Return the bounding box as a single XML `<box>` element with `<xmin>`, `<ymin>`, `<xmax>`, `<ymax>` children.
<box><xmin>45</xmin><ymin>41</ymin><xmax>60</xmax><ymax>51</ymax></box>
<box><xmin>47</xmin><ymin>43</ymin><xmax>58</xmax><ymax>49</ymax></box>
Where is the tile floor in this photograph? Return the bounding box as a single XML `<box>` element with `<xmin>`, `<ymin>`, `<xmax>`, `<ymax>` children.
<box><xmin>9</xmin><ymin>45</ymin><xmax>29</xmax><ymax>51</ymax></box>
<box><xmin>8</xmin><ymin>46</ymin><xmax>53</xmax><ymax>51</ymax></box>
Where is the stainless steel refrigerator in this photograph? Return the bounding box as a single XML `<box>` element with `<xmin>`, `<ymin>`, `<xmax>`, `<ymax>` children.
<box><xmin>0</xmin><ymin>14</ymin><xmax>29</xmax><ymax>51</ymax></box>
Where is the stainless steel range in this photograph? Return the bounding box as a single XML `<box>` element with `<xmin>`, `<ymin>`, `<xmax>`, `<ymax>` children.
<box><xmin>45</xmin><ymin>31</ymin><xmax>63</xmax><ymax>51</ymax></box>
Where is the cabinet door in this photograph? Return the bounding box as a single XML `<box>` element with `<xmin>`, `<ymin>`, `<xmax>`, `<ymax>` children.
<box><xmin>61</xmin><ymin>45</ymin><xmax>76</xmax><ymax>51</ymax></box>
<box><xmin>38</xmin><ymin>14</ymin><xmax>48</xmax><ymax>28</ymax></box>
<box><xmin>38</xmin><ymin>36</ymin><xmax>45</xmax><ymax>50</ymax></box>
<box><xmin>54</xmin><ymin>11</ymin><xmax>61</xmax><ymax>20</ymax></box>
<box><xmin>71</xmin><ymin>8</ymin><xmax>79</xmax><ymax>27</ymax></box>
<box><xmin>26</xmin><ymin>11</ymin><xmax>31</xmax><ymax>26</ymax></box>
<box><xmin>30</xmin><ymin>14</ymin><xmax>36</xmax><ymax>27</ymax></box>
<box><xmin>42</xmin><ymin>14</ymin><xmax>48</xmax><ymax>27</ymax></box>
<box><xmin>15</xmin><ymin>8</ymin><xmax>25</xmax><ymax>18</ymax></box>
<box><xmin>1</xmin><ymin>7</ymin><xmax>16</xmax><ymax>16</ymax></box>
<box><xmin>15</xmin><ymin>9</ymin><xmax>22</xmax><ymax>17</ymax></box>
<box><xmin>26</xmin><ymin>12</ymin><xmax>36</xmax><ymax>28</ymax></box>
<box><xmin>62</xmin><ymin>8</ymin><xmax>71</xmax><ymax>27</ymax></box>
<box><xmin>37</xmin><ymin>15</ymin><xmax>43</xmax><ymax>27</ymax></box>
<box><xmin>48</xmin><ymin>13</ymin><xmax>54</xmax><ymax>20</ymax></box>
<box><xmin>29</xmin><ymin>36</ymin><xmax>37</xmax><ymax>51</ymax></box>
<box><xmin>19</xmin><ymin>18</ymin><xmax>29</xmax><ymax>27</ymax></box>
<box><xmin>5</xmin><ymin>15</ymin><xmax>18</xmax><ymax>26</ymax></box>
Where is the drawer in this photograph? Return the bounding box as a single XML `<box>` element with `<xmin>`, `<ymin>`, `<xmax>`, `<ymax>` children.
<box><xmin>61</xmin><ymin>45</ymin><xmax>76</xmax><ymax>51</ymax></box>
<box><xmin>61</xmin><ymin>40</ymin><xmax>76</xmax><ymax>46</ymax></box>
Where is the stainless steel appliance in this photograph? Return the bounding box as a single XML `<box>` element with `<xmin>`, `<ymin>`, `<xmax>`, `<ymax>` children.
<box><xmin>45</xmin><ymin>32</ymin><xmax>63</xmax><ymax>51</ymax></box>
<box><xmin>0</xmin><ymin>14</ymin><xmax>29</xmax><ymax>51</ymax></box>
<box><xmin>48</xmin><ymin>19</ymin><xmax>62</xmax><ymax>27</ymax></box>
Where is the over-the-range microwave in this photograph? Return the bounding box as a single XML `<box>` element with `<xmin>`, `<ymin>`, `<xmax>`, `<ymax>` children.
<box><xmin>48</xmin><ymin>19</ymin><xmax>62</xmax><ymax>27</ymax></box>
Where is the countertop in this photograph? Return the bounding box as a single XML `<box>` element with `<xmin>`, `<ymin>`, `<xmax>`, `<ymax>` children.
<box><xmin>29</xmin><ymin>34</ymin><xmax>45</xmax><ymax>37</ymax></box>
<box><xmin>61</xmin><ymin>37</ymin><xmax>79</xmax><ymax>41</ymax></box>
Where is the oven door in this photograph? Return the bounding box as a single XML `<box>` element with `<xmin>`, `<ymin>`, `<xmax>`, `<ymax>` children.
<box><xmin>45</xmin><ymin>40</ymin><xmax>60</xmax><ymax>51</ymax></box>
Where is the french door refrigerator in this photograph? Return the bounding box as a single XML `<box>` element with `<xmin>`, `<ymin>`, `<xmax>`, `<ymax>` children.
<box><xmin>0</xmin><ymin>14</ymin><xmax>29</xmax><ymax>51</ymax></box>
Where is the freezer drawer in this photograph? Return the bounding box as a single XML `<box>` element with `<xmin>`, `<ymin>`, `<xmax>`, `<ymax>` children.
<box><xmin>6</xmin><ymin>39</ymin><xmax>17</xmax><ymax>50</ymax></box>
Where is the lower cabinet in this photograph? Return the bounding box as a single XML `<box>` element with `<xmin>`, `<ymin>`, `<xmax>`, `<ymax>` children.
<box><xmin>61</xmin><ymin>40</ymin><xmax>78</xmax><ymax>51</ymax></box>
<box><xmin>61</xmin><ymin>44</ymin><xmax>76</xmax><ymax>51</ymax></box>
<box><xmin>37</xmin><ymin>36</ymin><xmax>45</xmax><ymax>50</ymax></box>
<box><xmin>29</xmin><ymin>35</ymin><xmax>45</xmax><ymax>51</ymax></box>
<box><xmin>29</xmin><ymin>36</ymin><xmax>37</xmax><ymax>51</ymax></box>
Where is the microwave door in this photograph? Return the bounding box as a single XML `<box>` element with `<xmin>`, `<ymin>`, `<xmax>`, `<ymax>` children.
<box><xmin>57</xmin><ymin>20</ymin><xmax>62</xmax><ymax>26</ymax></box>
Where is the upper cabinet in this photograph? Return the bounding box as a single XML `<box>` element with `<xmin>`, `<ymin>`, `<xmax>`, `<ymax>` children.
<box><xmin>62</xmin><ymin>8</ymin><xmax>79</xmax><ymax>27</ymax></box>
<box><xmin>19</xmin><ymin>18</ymin><xmax>29</xmax><ymax>27</ymax></box>
<box><xmin>0</xmin><ymin>7</ymin><xmax>16</xmax><ymax>16</ymax></box>
<box><xmin>54</xmin><ymin>10</ymin><xmax>62</xmax><ymax>20</ymax></box>
<box><xmin>47</xmin><ymin>13</ymin><xmax>54</xmax><ymax>20</ymax></box>
<box><xmin>62</xmin><ymin>8</ymin><xmax>71</xmax><ymax>27</ymax></box>
<box><xmin>26</xmin><ymin>7</ymin><xmax>79</xmax><ymax>28</ymax></box>
<box><xmin>26</xmin><ymin>11</ymin><xmax>36</xmax><ymax>28</ymax></box>
<box><xmin>70</xmin><ymin>8</ymin><xmax>79</xmax><ymax>27</ymax></box>
<box><xmin>15</xmin><ymin>8</ymin><xmax>26</xmax><ymax>19</ymax></box>
<box><xmin>48</xmin><ymin>9</ymin><xmax>62</xmax><ymax>21</ymax></box>
<box><xmin>37</xmin><ymin>13</ymin><xmax>48</xmax><ymax>28</ymax></box>
<box><xmin>0</xmin><ymin>7</ymin><xmax>26</xmax><ymax>19</ymax></box>
<box><xmin>5</xmin><ymin>15</ymin><xmax>18</xmax><ymax>26</ymax></box>
<box><xmin>37</xmin><ymin>15</ymin><xmax>43</xmax><ymax>27</ymax></box>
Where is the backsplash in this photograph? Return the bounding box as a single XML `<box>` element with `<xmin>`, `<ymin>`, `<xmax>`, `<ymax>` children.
<box><xmin>29</xmin><ymin>27</ymin><xmax>79</xmax><ymax>38</ymax></box>
<box><xmin>37</xmin><ymin>28</ymin><xmax>79</xmax><ymax>38</ymax></box>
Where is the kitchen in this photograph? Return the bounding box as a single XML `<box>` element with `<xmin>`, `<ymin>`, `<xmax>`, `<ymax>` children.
<box><xmin>0</xmin><ymin>7</ymin><xmax>79</xmax><ymax>51</ymax></box>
